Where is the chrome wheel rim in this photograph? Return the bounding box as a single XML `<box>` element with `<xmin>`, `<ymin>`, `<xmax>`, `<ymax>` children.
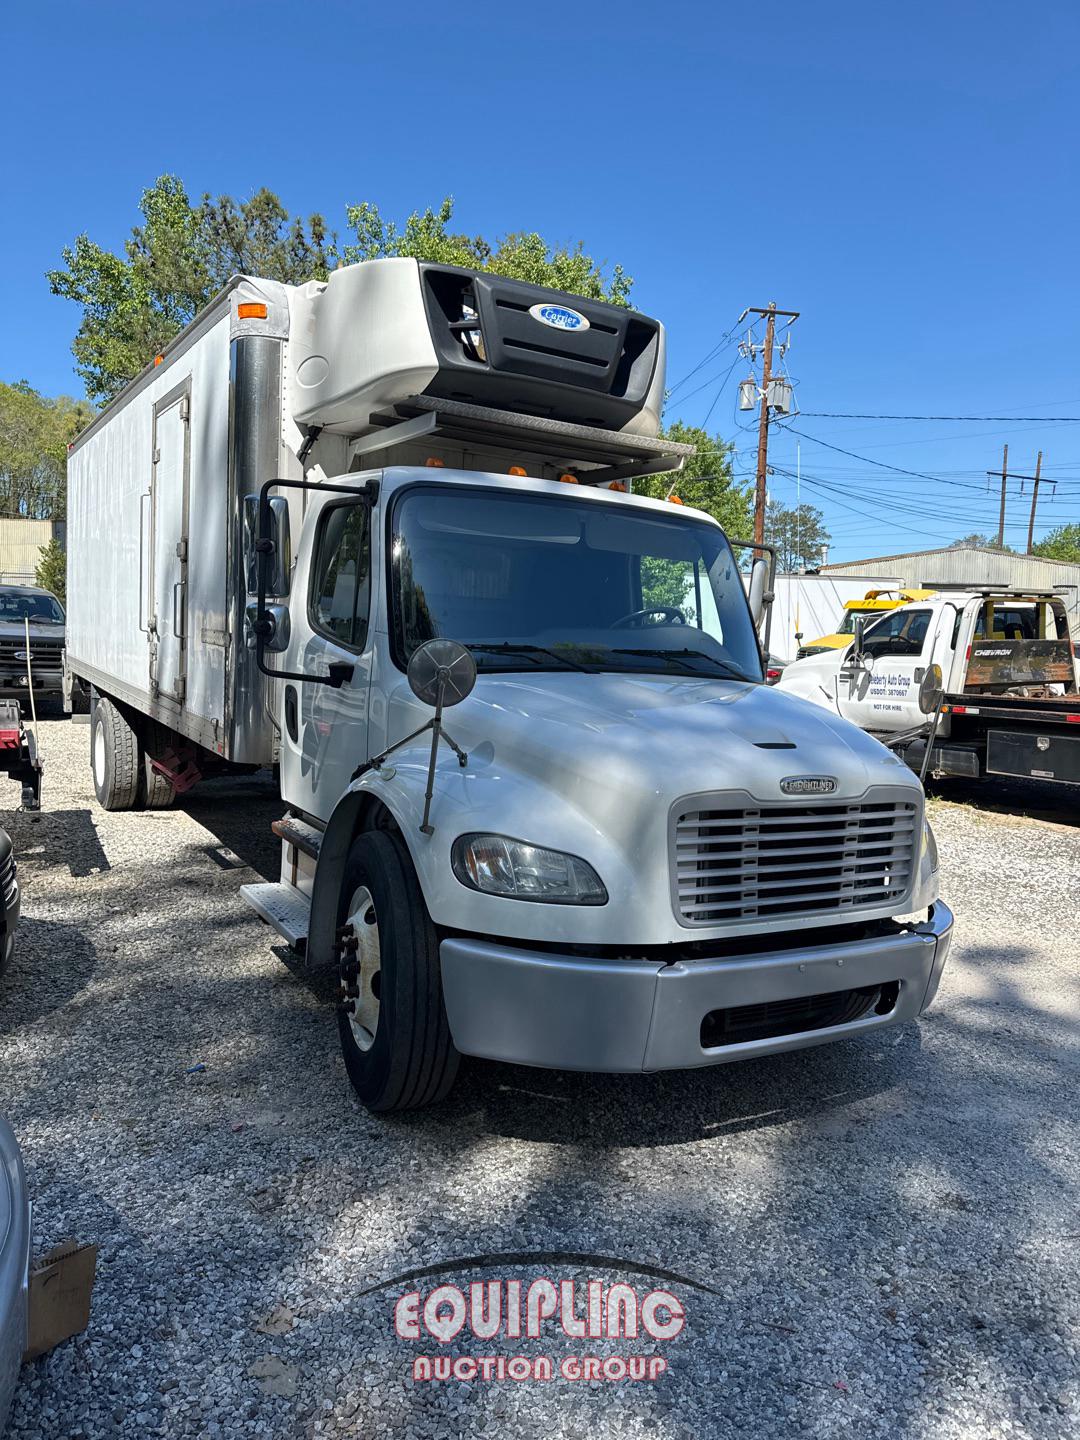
<box><xmin>93</xmin><ymin>722</ymin><xmax>106</xmax><ymax>791</ymax></box>
<box><xmin>345</xmin><ymin>885</ymin><xmax>381</xmax><ymax>1051</ymax></box>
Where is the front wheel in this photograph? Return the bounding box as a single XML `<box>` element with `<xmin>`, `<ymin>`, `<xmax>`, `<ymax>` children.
<box><xmin>336</xmin><ymin>831</ymin><xmax>459</xmax><ymax>1112</ymax></box>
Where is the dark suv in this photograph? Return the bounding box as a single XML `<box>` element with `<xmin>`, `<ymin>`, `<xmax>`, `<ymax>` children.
<box><xmin>0</xmin><ymin>585</ymin><xmax>65</xmax><ymax>702</ymax></box>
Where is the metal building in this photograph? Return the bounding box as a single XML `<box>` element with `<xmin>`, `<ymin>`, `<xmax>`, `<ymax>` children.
<box><xmin>822</xmin><ymin>544</ymin><xmax>1080</xmax><ymax>634</ymax></box>
<box><xmin>0</xmin><ymin>519</ymin><xmax>64</xmax><ymax>585</ymax></box>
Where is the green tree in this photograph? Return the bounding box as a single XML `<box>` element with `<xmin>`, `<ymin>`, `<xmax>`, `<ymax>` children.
<box><xmin>342</xmin><ymin>196</ymin><xmax>631</xmax><ymax>304</ymax></box>
<box><xmin>1032</xmin><ymin>523</ymin><xmax>1080</xmax><ymax>562</ymax></box>
<box><xmin>764</xmin><ymin>498</ymin><xmax>831</xmax><ymax>572</ymax></box>
<box><xmin>35</xmin><ymin>537</ymin><xmax>66</xmax><ymax>602</ymax></box>
<box><xmin>50</xmin><ymin>182</ymin><xmax>633</xmax><ymax>405</ymax></box>
<box><xmin>0</xmin><ymin>381</ymin><xmax>92</xmax><ymax>520</ymax></box>
<box><xmin>949</xmin><ymin>532</ymin><xmax>1013</xmax><ymax>552</ymax></box>
<box><xmin>634</xmin><ymin>423</ymin><xmax>753</xmax><ymax>536</ymax></box>
<box><xmin>48</xmin><ymin>176</ymin><xmax>336</xmax><ymax>404</ymax></box>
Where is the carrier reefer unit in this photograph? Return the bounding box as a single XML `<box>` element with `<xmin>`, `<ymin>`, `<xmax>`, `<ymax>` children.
<box><xmin>66</xmin><ymin>259</ymin><xmax>953</xmax><ymax>1111</ymax></box>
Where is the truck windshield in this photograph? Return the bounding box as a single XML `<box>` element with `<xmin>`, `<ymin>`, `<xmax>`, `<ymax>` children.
<box><xmin>0</xmin><ymin>590</ymin><xmax>64</xmax><ymax>624</ymax></box>
<box><xmin>391</xmin><ymin>486</ymin><xmax>763</xmax><ymax>682</ymax></box>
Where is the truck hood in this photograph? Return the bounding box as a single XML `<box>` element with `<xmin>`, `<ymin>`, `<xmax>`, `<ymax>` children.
<box><xmin>396</xmin><ymin>669</ymin><xmax>914</xmax><ymax>811</ymax></box>
<box><xmin>0</xmin><ymin>621</ymin><xmax>64</xmax><ymax>641</ymax></box>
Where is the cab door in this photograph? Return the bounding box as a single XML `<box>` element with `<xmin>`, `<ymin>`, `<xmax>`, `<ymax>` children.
<box><xmin>837</xmin><ymin>606</ymin><xmax>935</xmax><ymax>732</ymax></box>
<box><xmin>278</xmin><ymin>488</ymin><xmax>377</xmax><ymax>823</ymax></box>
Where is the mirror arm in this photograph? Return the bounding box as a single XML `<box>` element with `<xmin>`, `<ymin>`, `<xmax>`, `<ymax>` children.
<box><xmin>350</xmin><ymin>675</ymin><xmax>470</xmax><ymax>836</ymax></box>
<box><xmin>253</xmin><ymin>475</ymin><xmax>379</xmax><ymax>689</ymax></box>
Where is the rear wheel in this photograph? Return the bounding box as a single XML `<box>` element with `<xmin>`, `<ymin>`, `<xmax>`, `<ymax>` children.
<box><xmin>139</xmin><ymin>721</ymin><xmax>177</xmax><ymax>809</ymax></box>
<box><xmin>91</xmin><ymin>696</ymin><xmax>141</xmax><ymax>810</ymax></box>
<box><xmin>336</xmin><ymin>831</ymin><xmax>459</xmax><ymax>1112</ymax></box>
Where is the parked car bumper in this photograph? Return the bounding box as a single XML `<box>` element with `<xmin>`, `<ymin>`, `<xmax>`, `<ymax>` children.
<box><xmin>440</xmin><ymin>902</ymin><xmax>954</xmax><ymax>1072</ymax></box>
<box><xmin>0</xmin><ymin>1117</ymin><xmax>30</xmax><ymax>1434</ymax></box>
<box><xmin>0</xmin><ymin>669</ymin><xmax>63</xmax><ymax>697</ymax></box>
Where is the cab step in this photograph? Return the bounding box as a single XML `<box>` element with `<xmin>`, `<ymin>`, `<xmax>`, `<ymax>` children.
<box><xmin>240</xmin><ymin>881</ymin><xmax>311</xmax><ymax>951</ymax></box>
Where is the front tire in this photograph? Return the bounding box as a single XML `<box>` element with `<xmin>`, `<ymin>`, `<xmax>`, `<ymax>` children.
<box><xmin>91</xmin><ymin>696</ymin><xmax>141</xmax><ymax>810</ymax></box>
<box><xmin>336</xmin><ymin>831</ymin><xmax>459</xmax><ymax>1112</ymax></box>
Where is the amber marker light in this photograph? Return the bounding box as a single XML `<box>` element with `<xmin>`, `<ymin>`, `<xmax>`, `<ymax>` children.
<box><xmin>237</xmin><ymin>302</ymin><xmax>268</xmax><ymax>319</ymax></box>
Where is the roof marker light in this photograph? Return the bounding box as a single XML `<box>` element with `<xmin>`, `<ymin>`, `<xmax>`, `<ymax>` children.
<box><xmin>508</xmin><ymin>466</ymin><xmax>527</xmax><ymax>477</ymax></box>
<box><xmin>558</xmin><ymin>473</ymin><xmax>578</xmax><ymax>484</ymax></box>
<box><xmin>668</xmin><ymin>494</ymin><xmax>684</xmax><ymax>505</ymax></box>
<box><xmin>237</xmin><ymin>302</ymin><xmax>268</xmax><ymax>319</ymax></box>
<box><xmin>425</xmin><ymin>457</ymin><xmax>445</xmax><ymax>468</ymax></box>
<box><xmin>153</xmin><ymin>355</ymin><xmax>164</xmax><ymax>366</ymax></box>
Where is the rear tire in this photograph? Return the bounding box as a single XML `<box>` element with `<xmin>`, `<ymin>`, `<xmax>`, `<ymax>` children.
<box><xmin>139</xmin><ymin>721</ymin><xmax>177</xmax><ymax>809</ymax></box>
<box><xmin>91</xmin><ymin>696</ymin><xmax>141</xmax><ymax>811</ymax></box>
<box><xmin>336</xmin><ymin>831</ymin><xmax>459</xmax><ymax>1112</ymax></box>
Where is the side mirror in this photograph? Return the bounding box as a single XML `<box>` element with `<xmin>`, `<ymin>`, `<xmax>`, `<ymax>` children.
<box><xmin>245</xmin><ymin>494</ymin><xmax>291</xmax><ymax>597</ymax></box>
<box><xmin>852</xmin><ymin>615</ymin><xmax>868</xmax><ymax>661</ymax></box>
<box><xmin>407</xmin><ymin>639</ymin><xmax>478</xmax><ymax>709</ymax></box>
<box><xmin>918</xmin><ymin>662</ymin><xmax>944</xmax><ymax>715</ymax></box>
<box><xmin>245</xmin><ymin>600</ymin><xmax>290</xmax><ymax>653</ymax></box>
<box><xmin>747</xmin><ymin>557</ymin><xmax>769</xmax><ymax>626</ymax></box>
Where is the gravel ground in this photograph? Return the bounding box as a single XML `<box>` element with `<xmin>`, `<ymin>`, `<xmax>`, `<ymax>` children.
<box><xmin>1</xmin><ymin>715</ymin><xmax>1079</xmax><ymax>1439</ymax></box>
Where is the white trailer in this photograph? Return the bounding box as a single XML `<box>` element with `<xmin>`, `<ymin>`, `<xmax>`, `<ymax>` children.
<box><xmin>67</xmin><ymin>259</ymin><xmax>952</xmax><ymax>1111</ymax></box>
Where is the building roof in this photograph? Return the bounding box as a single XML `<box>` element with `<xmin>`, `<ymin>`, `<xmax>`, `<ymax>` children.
<box><xmin>822</xmin><ymin>545</ymin><xmax>1080</xmax><ymax>571</ymax></box>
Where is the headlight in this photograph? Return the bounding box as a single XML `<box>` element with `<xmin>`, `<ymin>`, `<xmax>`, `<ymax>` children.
<box><xmin>452</xmin><ymin>834</ymin><xmax>607</xmax><ymax>905</ymax></box>
<box><xmin>922</xmin><ymin>819</ymin><xmax>939</xmax><ymax>873</ymax></box>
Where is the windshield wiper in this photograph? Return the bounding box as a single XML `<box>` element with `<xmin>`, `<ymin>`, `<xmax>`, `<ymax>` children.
<box><xmin>466</xmin><ymin>642</ymin><xmax>591</xmax><ymax>673</ymax></box>
<box><xmin>612</xmin><ymin>647</ymin><xmax>754</xmax><ymax>682</ymax></box>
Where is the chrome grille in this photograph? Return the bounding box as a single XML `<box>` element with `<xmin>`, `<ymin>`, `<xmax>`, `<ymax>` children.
<box><xmin>674</xmin><ymin>796</ymin><xmax>918</xmax><ymax>924</ymax></box>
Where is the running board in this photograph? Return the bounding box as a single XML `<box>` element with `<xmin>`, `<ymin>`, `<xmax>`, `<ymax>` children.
<box><xmin>241</xmin><ymin>881</ymin><xmax>311</xmax><ymax>951</ymax></box>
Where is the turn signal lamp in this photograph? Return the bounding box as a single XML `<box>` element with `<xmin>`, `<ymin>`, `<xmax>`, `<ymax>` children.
<box><xmin>237</xmin><ymin>302</ymin><xmax>268</xmax><ymax>319</ymax></box>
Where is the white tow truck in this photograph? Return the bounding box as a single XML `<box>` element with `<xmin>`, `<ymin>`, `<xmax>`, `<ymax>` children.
<box><xmin>65</xmin><ymin>258</ymin><xmax>952</xmax><ymax>1110</ymax></box>
<box><xmin>779</xmin><ymin>586</ymin><xmax>1080</xmax><ymax>785</ymax></box>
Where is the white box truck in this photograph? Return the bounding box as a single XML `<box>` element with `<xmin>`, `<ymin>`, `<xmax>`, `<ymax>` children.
<box><xmin>66</xmin><ymin>259</ymin><xmax>953</xmax><ymax>1110</ymax></box>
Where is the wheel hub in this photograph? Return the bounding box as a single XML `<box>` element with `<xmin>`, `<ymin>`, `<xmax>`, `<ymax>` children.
<box><xmin>342</xmin><ymin>885</ymin><xmax>380</xmax><ymax>1051</ymax></box>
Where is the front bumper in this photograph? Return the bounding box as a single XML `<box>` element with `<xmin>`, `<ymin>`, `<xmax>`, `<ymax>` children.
<box><xmin>0</xmin><ymin>671</ymin><xmax>63</xmax><ymax>697</ymax></box>
<box><xmin>440</xmin><ymin>901</ymin><xmax>954</xmax><ymax>1072</ymax></box>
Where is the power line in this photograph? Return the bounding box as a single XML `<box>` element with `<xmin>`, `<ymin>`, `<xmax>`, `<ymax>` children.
<box><xmin>779</xmin><ymin>425</ymin><xmax>990</xmax><ymax>490</ymax></box>
<box><xmin>799</xmin><ymin>411</ymin><xmax>1080</xmax><ymax>422</ymax></box>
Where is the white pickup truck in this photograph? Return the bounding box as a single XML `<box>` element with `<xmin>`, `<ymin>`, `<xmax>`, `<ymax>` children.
<box><xmin>779</xmin><ymin>587</ymin><xmax>1080</xmax><ymax>785</ymax></box>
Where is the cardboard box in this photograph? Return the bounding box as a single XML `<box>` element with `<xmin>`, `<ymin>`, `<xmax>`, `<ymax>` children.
<box><xmin>23</xmin><ymin>1242</ymin><xmax>98</xmax><ymax>1361</ymax></box>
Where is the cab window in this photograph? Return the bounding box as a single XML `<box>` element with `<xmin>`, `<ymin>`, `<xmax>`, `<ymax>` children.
<box><xmin>861</xmin><ymin>607</ymin><xmax>931</xmax><ymax>658</ymax></box>
<box><xmin>311</xmin><ymin>501</ymin><xmax>371</xmax><ymax>649</ymax></box>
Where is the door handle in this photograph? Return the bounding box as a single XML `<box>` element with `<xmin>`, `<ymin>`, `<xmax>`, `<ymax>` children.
<box><xmin>172</xmin><ymin>581</ymin><xmax>186</xmax><ymax>639</ymax></box>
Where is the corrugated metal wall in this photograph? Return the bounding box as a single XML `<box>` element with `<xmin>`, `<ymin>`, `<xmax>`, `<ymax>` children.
<box><xmin>823</xmin><ymin>546</ymin><xmax>1080</xmax><ymax>633</ymax></box>
<box><xmin>0</xmin><ymin>519</ymin><xmax>62</xmax><ymax>584</ymax></box>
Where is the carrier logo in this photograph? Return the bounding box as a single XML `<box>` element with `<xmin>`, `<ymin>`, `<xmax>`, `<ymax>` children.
<box><xmin>780</xmin><ymin>775</ymin><xmax>838</xmax><ymax>796</ymax></box>
<box><xmin>529</xmin><ymin>303</ymin><xmax>590</xmax><ymax>332</ymax></box>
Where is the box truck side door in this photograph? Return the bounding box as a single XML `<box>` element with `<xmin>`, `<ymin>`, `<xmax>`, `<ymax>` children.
<box><xmin>278</xmin><ymin>491</ymin><xmax>375</xmax><ymax>822</ymax></box>
<box><xmin>148</xmin><ymin>384</ymin><xmax>191</xmax><ymax>705</ymax></box>
<box><xmin>837</xmin><ymin>606</ymin><xmax>936</xmax><ymax>733</ymax></box>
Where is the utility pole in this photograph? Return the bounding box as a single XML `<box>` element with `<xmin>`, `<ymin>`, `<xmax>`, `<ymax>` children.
<box><xmin>1026</xmin><ymin>450</ymin><xmax>1043</xmax><ymax>555</ymax></box>
<box><xmin>985</xmin><ymin>450</ymin><xmax>1047</xmax><ymax>550</ymax></box>
<box><xmin>997</xmin><ymin>444</ymin><xmax>1009</xmax><ymax>550</ymax></box>
<box><xmin>739</xmin><ymin>302</ymin><xmax>800</xmax><ymax>546</ymax></box>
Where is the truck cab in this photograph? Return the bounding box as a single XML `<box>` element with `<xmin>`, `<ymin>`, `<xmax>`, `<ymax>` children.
<box><xmin>779</xmin><ymin>587</ymin><xmax>1080</xmax><ymax>783</ymax></box>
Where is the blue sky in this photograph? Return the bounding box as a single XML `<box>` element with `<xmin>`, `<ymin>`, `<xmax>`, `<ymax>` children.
<box><xmin>3</xmin><ymin>1</ymin><xmax>1079</xmax><ymax>560</ymax></box>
